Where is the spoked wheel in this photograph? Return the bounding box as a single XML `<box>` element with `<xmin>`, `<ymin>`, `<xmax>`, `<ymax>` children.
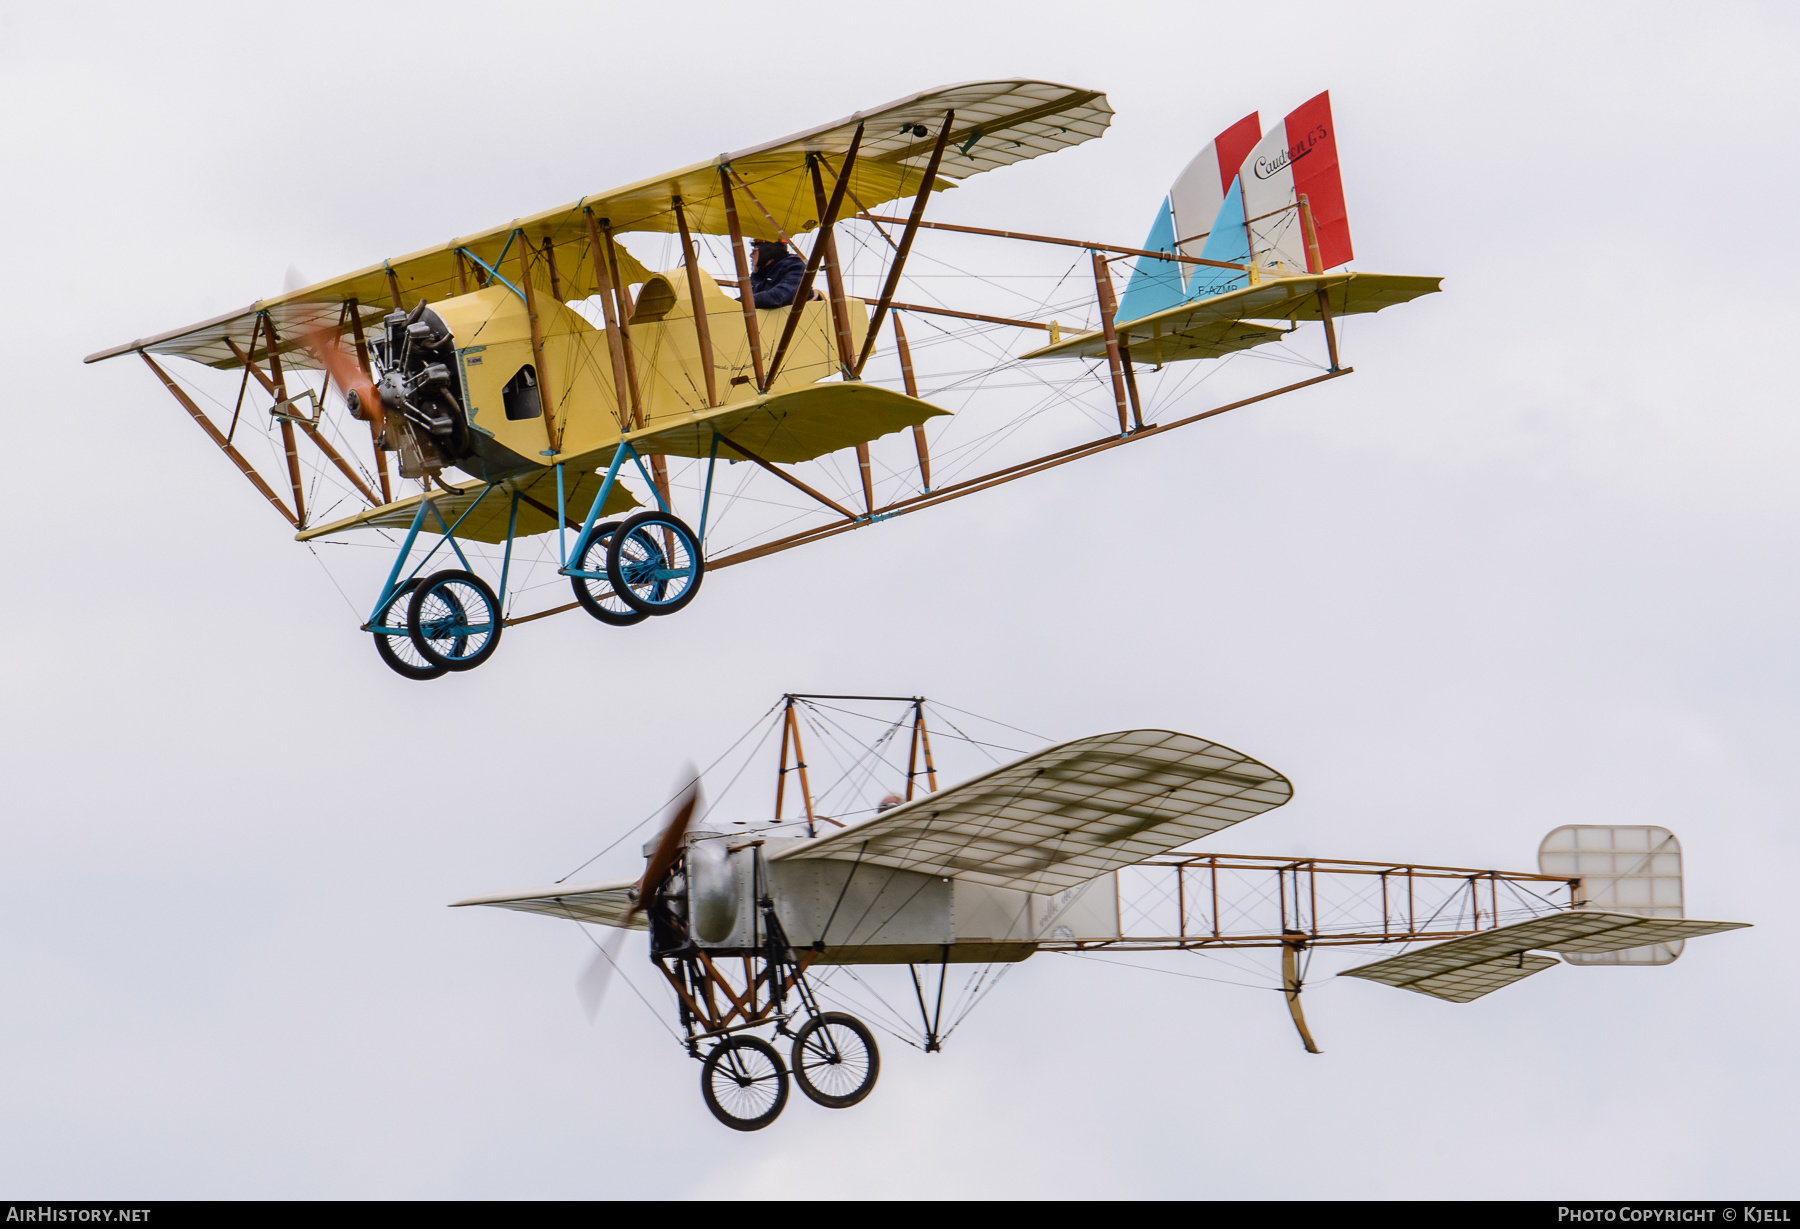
<box><xmin>372</xmin><ymin>579</ymin><xmax>446</xmax><ymax>681</ymax></box>
<box><xmin>407</xmin><ymin>570</ymin><xmax>502</xmax><ymax>672</ymax></box>
<box><xmin>790</xmin><ymin>1012</ymin><xmax>879</xmax><ymax>1109</ymax></box>
<box><xmin>569</xmin><ymin>521</ymin><xmax>648</xmax><ymax>626</ymax></box>
<box><xmin>700</xmin><ymin>1035</ymin><xmax>788</xmax><ymax>1131</ymax></box>
<box><xmin>607</xmin><ymin>510</ymin><xmax>703</xmax><ymax>617</ymax></box>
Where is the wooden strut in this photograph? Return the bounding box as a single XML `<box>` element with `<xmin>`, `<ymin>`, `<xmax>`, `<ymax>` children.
<box><xmin>1091</xmin><ymin>251</ymin><xmax>1132</xmax><ymax>434</ymax></box>
<box><xmin>672</xmin><ymin>197</ymin><xmax>718</xmax><ymax>408</ymax></box>
<box><xmin>601</xmin><ymin>221</ymin><xmax>645</xmax><ymax>428</ymax></box>
<box><xmin>807</xmin><ymin>153</ymin><xmax>876</xmax><ymax>511</ymax></box>
<box><xmin>225</xmin><ymin>336</ymin><xmax>380</xmax><ymax>509</ymax></box>
<box><xmin>718</xmin><ymin>169</ymin><xmax>767</xmax><ymax>390</ymax></box>
<box><xmin>140</xmin><ymin>351</ymin><xmax>297</xmax><ymax>527</ymax></box>
<box><xmin>774</xmin><ymin>698</ymin><xmax>793</xmax><ymax>821</ymax></box>
<box><xmin>582</xmin><ymin>208</ymin><xmax>635</xmax><ymax>432</ymax></box>
<box><xmin>542</xmin><ymin>236</ymin><xmax>562</xmax><ymax>300</ymax></box>
<box><xmin>787</xmin><ymin>704</ymin><xmax>814</xmax><ymax>834</ymax></box>
<box><xmin>516</xmin><ymin>232</ymin><xmax>560</xmax><ymax>453</ymax></box>
<box><xmin>347</xmin><ymin>299</ymin><xmax>392</xmax><ymax>503</ymax></box>
<box><xmin>807</xmin><ymin>159</ymin><xmax>859</xmax><ymax>375</ymax></box>
<box><xmin>714</xmin><ymin>433</ymin><xmax>858</xmax><ymax>522</ymax></box>
<box><xmin>905</xmin><ymin>706</ymin><xmax>922</xmax><ymax>802</ymax></box>
<box><xmin>786</xmin><ymin>703</ymin><xmax>817</xmax><ymax>834</ymax></box>
<box><xmin>892</xmin><ymin>314</ymin><xmax>931</xmax><ymax>489</ymax></box>
<box><xmin>883</xmin><ymin>301</ymin><xmax>1050</xmax><ymax>331</ymax></box>
<box><xmin>1298</xmin><ymin>193</ymin><xmax>1341</xmax><ymax>370</ymax></box>
<box><xmin>260</xmin><ymin>315</ymin><xmax>307</xmax><ymax>525</ymax></box>
<box><xmin>762</xmin><ymin>122</ymin><xmax>863</xmax><ymax>390</ymax></box>
<box><xmin>854</xmin><ymin>110</ymin><xmax>955</xmax><ymax>376</ymax></box>
<box><xmin>915</xmin><ymin>704</ymin><xmax>938</xmax><ymax>793</ymax></box>
<box><xmin>856</xmin><ymin>214</ymin><xmax>1251</xmax><ymax>272</ymax></box>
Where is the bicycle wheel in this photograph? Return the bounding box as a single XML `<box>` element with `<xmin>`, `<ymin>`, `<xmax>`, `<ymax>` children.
<box><xmin>371</xmin><ymin>579</ymin><xmax>446</xmax><ymax>681</ymax></box>
<box><xmin>700</xmin><ymin>1035</ymin><xmax>788</xmax><ymax>1131</ymax></box>
<box><xmin>407</xmin><ymin>570</ymin><xmax>502</xmax><ymax>672</ymax></box>
<box><xmin>606</xmin><ymin>510</ymin><xmax>703</xmax><ymax>617</ymax></box>
<box><xmin>569</xmin><ymin>521</ymin><xmax>648</xmax><ymax>626</ymax></box>
<box><xmin>789</xmin><ymin>1012</ymin><xmax>879</xmax><ymax>1109</ymax></box>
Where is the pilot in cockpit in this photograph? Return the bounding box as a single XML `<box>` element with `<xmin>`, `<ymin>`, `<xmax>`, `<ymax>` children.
<box><xmin>743</xmin><ymin>238</ymin><xmax>825</xmax><ymax>309</ymax></box>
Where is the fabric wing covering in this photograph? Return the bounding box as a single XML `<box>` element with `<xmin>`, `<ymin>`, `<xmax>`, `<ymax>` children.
<box><xmin>85</xmin><ymin>80</ymin><xmax>1111</xmax><ymax>375</ymax></box>
<box><xmin>770</xmin><ymin>730</ymin><xmax>1293</xmax><ymax>894</ymax></box>
<box><xmin>451</xmin><ymin>877</ymin><xmax>646</xmax><ymax>930</ymax></box>
<box><xmin>1339</xmin><ymin>911</ymin><xmax>1750</xmax><ymax>1003</ymax></box>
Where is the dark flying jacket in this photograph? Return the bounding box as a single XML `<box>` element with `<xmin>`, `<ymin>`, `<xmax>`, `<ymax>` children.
<box><xmin>750</xmin><ymin>250</ymin><xmax>806</xmax><ymax>308</ymax></box>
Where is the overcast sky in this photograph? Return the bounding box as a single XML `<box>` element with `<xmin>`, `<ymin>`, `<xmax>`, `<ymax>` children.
<box><xmin>3</xmin><ymin>0</ymin><xmax>1796</xmax><ymax>1200</ymax></box>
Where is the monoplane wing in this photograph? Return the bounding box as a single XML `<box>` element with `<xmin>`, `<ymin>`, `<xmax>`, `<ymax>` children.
<box><xmin>296</xmin><ymin>467</ymin><xmax>640</xmax><ymax>544</ymax></box>
<box><xmin>1339</xmin><ymin>911</ymin><xmax>1751</xmax><ymax>1003</ymax></box>
<box><xmin>452</xmin><ymin>877</ymin><xmax>646</xmax><ymax>930</ymax></box>
<box><xmin>1019</xmin><ymin>272</ymin><xmax>1442</xmax><ymax>364</ymax></box>
<box><xmin>86</xmin><ymin>80</ymin><xmax>1109</xmax><ymax>373</ymax></box>
<box><xmin>769</xmin><ymin>730</ymin><xmax>1292</xmax><ymax>894</ymax></box>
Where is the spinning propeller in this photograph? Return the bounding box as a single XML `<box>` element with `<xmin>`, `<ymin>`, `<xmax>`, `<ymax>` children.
<box><xmin>577</xmin><ymin>768</ymin><xmax>703</xmax><ymax>1022</ymax></box>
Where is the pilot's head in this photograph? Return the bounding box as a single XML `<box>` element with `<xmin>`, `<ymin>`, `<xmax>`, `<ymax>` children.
<box><xmin>752</xmin><ymin>239</ymin><xmax>787</xmax><ymax>267</ymax></box>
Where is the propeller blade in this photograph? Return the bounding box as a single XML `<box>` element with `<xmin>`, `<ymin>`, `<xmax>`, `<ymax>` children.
<box><xmin>633</xmin><ymin>766</ymin><xmax>703</xmax><ymax>917</ymax></box>
<box><xmin>292</xmin><ymin>292</ymin><xmax>385</xmax><ymax>439</ymax></box>
<box><xmin>576</xmin><ymin>928</ymin><xmax>628</xmax><ymax>1023</ymax></box>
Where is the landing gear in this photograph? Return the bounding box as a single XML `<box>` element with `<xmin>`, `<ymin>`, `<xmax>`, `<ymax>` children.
<box><xmin>569</xmin><ymin>521</ymin><xmax>648</xmax><ymax>626</ymax></box>
<box><xmin>407</xmin><ymin>570</ymin><xmax>502</xmax><ymax>672</ymax></box>
<box><xmin>608</xmin><ymin>511</ymin><xmax>704</xmax><ymax>617</ymax></box>
<box><xmin>700</xmin><ymin>1035</ymin><xmax>789</xmax><ymax>1131</ymax></box>
<box><xmin>790</xmin><ymin>1012</ymin><xmax>880</xmax><ymax>1108</ymax></box>
<box><xmin>371</xmin><ymin>578</ymin><xmax>445</xmax><ymax>681</ymax></box>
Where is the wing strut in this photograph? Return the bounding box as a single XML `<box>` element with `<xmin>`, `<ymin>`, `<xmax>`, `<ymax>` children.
<box><xmin>854</xmin><ymin>110</ymin><xmax>955</xmax><ymax>377</ymax></box>
<box><xmin>762</xmin><ymin>122</ymin><xmax>863</xmax><ymax>390</ymax></box>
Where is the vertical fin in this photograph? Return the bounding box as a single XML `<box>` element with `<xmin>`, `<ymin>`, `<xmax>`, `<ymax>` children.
<box><xmin>1115</xmin><ymin>197</ymin><xmax>1185</xmax><ymax>322</ymax></box>
<box><xmin>1185</xmin><ymin>178</ymin><xmax>1251</xmax><ymax>301</ymax></box>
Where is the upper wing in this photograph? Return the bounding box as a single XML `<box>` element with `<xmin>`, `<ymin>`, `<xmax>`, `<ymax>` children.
<box><xmin>1339</xmin><ymin>911</ymin><xmax>1751</xmax><ymax>1003</ymax></box>
<box><xmin>86</xmin><ymin>80</ymin><xmax>1110</xmax><ymax>373</ymax></box>
<box><xmin>769</xmin><ymin>730</ymin><xmax>1291</xmax><ymax>894</ymax></box>
<box><xmin>451</xmin><ymin>876</ymin><xmax>645</xmax><ymax>930</ymax></box>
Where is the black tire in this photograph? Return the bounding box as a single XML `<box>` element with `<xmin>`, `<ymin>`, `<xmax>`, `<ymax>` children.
<box><xmin>607</xmin><ymin>510</ymin><xmax>704</xmax><ymax>617</ymax></box>
<box><xmin>407</xmin><ymin>570</ymin><xmax>502</xmax><ymax>672</ymax></box>
<box><xmin>372</xmin><ymin>579</ymin><xmax>446</xmax><ymax>681</ymax></box>
<box><xmin>700</xmin><ymin>1035</ymin><xmax>788</xmax><ymax>1131</ymax></box>
<box><xmin>569</xmin><ymin>521</ymin><xmax>649</xmax><ymax>626</ymax></box>
<box><xmin>790</xmin><ymin>1012</ymin><xmax>879</xmax><ymax>1109</ymax></box>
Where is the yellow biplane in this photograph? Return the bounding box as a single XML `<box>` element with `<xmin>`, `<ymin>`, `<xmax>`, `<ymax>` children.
<box><xmin>87</xmin><ymin>81</ymin><xmax>1441</xmax><ymax>679</ymax></box>
<box><xmin>457</xmin><ymin>695</ymin><xmax>1749</xmax><ymax>1131</ymax></box>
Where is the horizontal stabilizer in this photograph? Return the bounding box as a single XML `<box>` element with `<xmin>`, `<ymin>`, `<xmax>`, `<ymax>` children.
<box><xmin>451</xmin><ymin>877</ymin><xmax>646</xmax><ymax>930</ymax></box>
<box><xmin>1339</xmin><ymin>911</ymin><xmax>1750</xmax><ymax>1003</ymax></box>
<box><xmin>1021</xmin><ymin>271</ymin><xmax>1441</xmax><ymax>365</ymax></box>
<box><xmin>1359</xmin><ymin>953</ymin><xmax>1561</xmax><ymax>1004</ymax></box>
